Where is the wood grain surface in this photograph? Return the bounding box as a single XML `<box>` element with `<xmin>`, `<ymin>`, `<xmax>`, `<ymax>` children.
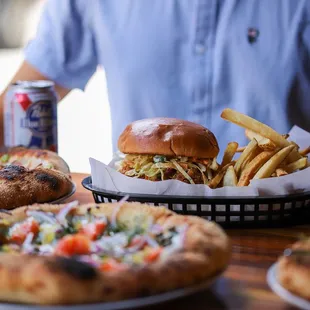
<box><xmin>68</xmin><ymin>173</ymin><xmax>307</xmax><ymax>309</ymax></box>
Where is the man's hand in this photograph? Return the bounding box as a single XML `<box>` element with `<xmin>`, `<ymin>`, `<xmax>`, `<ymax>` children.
<box><xmin>0</xmin><ymin>60</ymin><xmax>71</xmax><ymax>147</ymax></box>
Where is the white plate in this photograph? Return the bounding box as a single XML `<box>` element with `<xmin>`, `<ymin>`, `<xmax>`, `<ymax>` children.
<box><xmin>50</xmin><ymin>182</ymin><xmax>76</xmax><ymax>204</ymax></box>
<box><xmin>267</xmin><ymin>263</ymin><xmax>310</xmax><ymax>310</ymax></box>
<box><xmin>0</xmin><ymin>276</ymin><xmax>218</xmax><ymax>310</ymax></box>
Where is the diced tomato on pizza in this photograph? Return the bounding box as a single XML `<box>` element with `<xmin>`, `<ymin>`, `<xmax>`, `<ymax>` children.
<box><xmin>80</xmin><ymin>220</ymin><xmax>106</xmax><ymax>240</ymax></box>
<box><xmin>55</xmin><ymin>234</ymin><xmax>91</xmax><ymax>256</ymax></box>
<box><xmin>10</xmin><ymin>218</ymin><xmax>39</xmax><ymax>244</ymax></box>
<box><xmin>144</xmin><ymin>247</ymin><xmax>163</xmax><ymax>263</ymax></box>
<box><xmin>128</xmin><ymin>235</ymin><xmax>147</xmax><ymax>248</ymax></box>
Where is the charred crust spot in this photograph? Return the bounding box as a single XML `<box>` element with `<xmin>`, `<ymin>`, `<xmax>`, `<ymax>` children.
<box><xmin>46</xmin><ymin>257</ymin><xmax>98</xmax><ymax>280</ymax></box>
<box><xmin>87</xmin><ymin>207</ymin><xmax>92</xmax><ymax>213</ymax></box>
<box><xmin>160</xmin><ymin>266</ymin><xmax>171</xmax><ymax>275</ymax></box>
<box><xmin>138</xmin><ymin>288</ymin><xmax>151</xmax><ymax>297</ymax></box>
<box><xmin>102</xmin><ymin>286</ymin><xmax>114</xmax><ymax>295</ymax></box>
<box><xmin>169</xmin><ymin>259</ymin><xmax>187</xmax><ymax>271</ymax></box>
<box><xmin>96</xmin><ymin>206</ymin><xmax>100</xmax><ymax>209</ymax></box>
<box><xmin>35</xmin><ymin>173</ymin><xmax>59</xmax><ymax>190</ymax></box>
<box><xmin>0</xmin><ymin>165</ymin><xmax>27</xmax><ymax>181</ymax></box>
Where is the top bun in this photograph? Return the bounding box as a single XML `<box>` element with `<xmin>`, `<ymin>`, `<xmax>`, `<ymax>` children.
<box><xmin>118</xmin><ymin>118</ymin><xmax>219</xmax><ymax>158</ymax></box>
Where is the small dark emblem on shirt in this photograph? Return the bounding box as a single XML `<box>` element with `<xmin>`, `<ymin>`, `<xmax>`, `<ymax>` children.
<box><xmin>247</xmin><ymin>28</ymin><xmax>259</xmax><ymax>44</ymax></box>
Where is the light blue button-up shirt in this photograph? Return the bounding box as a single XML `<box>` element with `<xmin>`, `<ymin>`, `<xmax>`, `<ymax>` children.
<box><xmin>25</xmin><ymin>0</ymin><xmax>310</xmax><ymax>154</ymax></box>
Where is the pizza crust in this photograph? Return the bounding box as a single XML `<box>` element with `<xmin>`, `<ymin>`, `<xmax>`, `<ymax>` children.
<box><xmin>0</xmin><ymin>254</ymin><xmax>103</xmax><ymax>304</ymax></box>
<box><xmin>0</xmin><ymin>166</ymin><xmax>73</xmax><ymax>210</ymax></box>
<box><xmin>0</xmin><ymin>202</ymin><xmax>231</xmax><ymax>304</ymax></box>
<box><xmin>277</xmin><ymin>240</ymin><xmax>310</xmax><ymax>300</ymax></box>
<box><xmin>1</xmin><ymin>148</ymin><xmax>70</xmax><ymax>174</ymax></box>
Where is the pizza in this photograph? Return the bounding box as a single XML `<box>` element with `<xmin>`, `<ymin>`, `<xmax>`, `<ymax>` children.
<box><xmin>0</xmin><ymin>165</ymin><xmax>73</xmax><ymax>210</ymax></box>
<box><xmin>0</xmin><ymin>201</ymin><xmax>231</xmax><ymax>305</ymax></box>
<box><xmin>277</xmin><ymin>238</ymin><xmax>310</xmax><ymax>300</ymax></box>
<box><xmin>0</xmin><ymin>147</ymin><xmax>70</xmax><ymax>174</ymax></box>
<box><xmin>0</xmin><ymin>147</ymin><xmax>73</xmax><ymax>209</ymax></box>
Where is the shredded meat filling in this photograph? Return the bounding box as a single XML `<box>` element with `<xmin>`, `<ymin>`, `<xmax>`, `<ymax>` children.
<box><xmin>118</xmin><ymin>155</ymin><xmax>214</xmax><ymax>184</ymax></box>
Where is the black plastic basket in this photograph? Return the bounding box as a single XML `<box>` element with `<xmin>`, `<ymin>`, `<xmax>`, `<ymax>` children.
<box><xmin>82</xmin><ymin>176</ymin><xmax>310</xmax><ymax>228</ymax></box>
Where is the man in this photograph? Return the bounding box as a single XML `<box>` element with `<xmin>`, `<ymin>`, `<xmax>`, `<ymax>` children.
<box><xmin>0</xmin><ymin>0</ymin><xmax>310</xmax><ymax>152</ymax></box>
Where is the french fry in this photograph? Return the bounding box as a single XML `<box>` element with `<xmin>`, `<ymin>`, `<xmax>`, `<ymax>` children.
<box><xmin>234</xmin><ymin>139</ymin><xmax>258</xmax><ymax>177</ymax></box>
<box><xmin>221</xmin><ymin>142</ymin><xmax>238</xmax><ymax>167</ymax></box>
<box><xmin>208</xmin><ymin>164</ymin><xmax>231</xmax><ymax>189</ymax></box>
<box><xmin>300</xmin><ymin>146</ymin><xmax>310</xmax><ymax>156</ymax></box>
<box><xmin>275</xmin><ymin>168</ymin><xmax>288</xmax><ymax>177</ymax></box>
<box><xmin>236</xmin><ymin>146</ymin><xmax>246</xmax><ymax>153</ymax></box>
<box><xmin>290</xmin><ymin>141</ymin><xmax>299</xmax><ymax>150</ymax></box>
<box><xmin>258</xmin><ymin>140</ymin><xmax>277</xmax><ymax>150</ymax></box>
<box><xmin>221</xmin><ymin>108</ymin><xmax>301</xmax><ymax>162</ymax></box>
<box><xmin>248</xmin><ymin>129</ymin><xmax>288</xmax><ymax>141</ymax></box>
<box><xmin>284</xmin><ymin>157</ymin><xmax>308</xmax><ymax>173</ymax></box>
<box><xmin>206</xmin><ymin>169</ymin><xmax>213</xmax><ymax>181</ymax></box>
<box><xmin>223</xmin><ymin>166</ymin><xmax>238</xmax><ymax>186</ymax></box>
<box><xmin>245</xmin><ymin>129</ymin><xmax>261</xmax><ymax>141</ymax></box>
<box><xmin>240</xmin><ymin>147</ymin><xmax>262</xmax><ymax>173</ymax></box>
<box><xmin>238</xmin><ymin>150</ymin><xmax>276</xmax><ymax>186</ymax></box>
<box><xmin>280</xmin><ymin>143</ymin><xmax>299</xmax><ymax>167</ymax></box>
<box><xmin>210</xmin><ymin>157</ymin><xmax>219</xmax><ymax>171</ymax></box>
<box><xmin>253</xmin><ymin>145</ymin><xmax>295</xmax><ymax>179</ymax></box>
<box><xmin>245</xmin><ymin>129</ymin><xmax>276</xmax><ymax>150</ymax></box>
<box><xmin>286</xmin><ymin>150</ymin><xmax>301</xmax><ymax>164</ymax></box>
<box><xmin>222</xmin><ymin>109</ymin><xmax>288</xmax><ymax>147</ymax></box>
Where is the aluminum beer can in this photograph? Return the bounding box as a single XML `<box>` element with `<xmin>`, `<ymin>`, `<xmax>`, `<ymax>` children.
<box><xmin>4</xmin><ymin>80</ymin><xmax>58</xmax><ymax>152</ymax></box>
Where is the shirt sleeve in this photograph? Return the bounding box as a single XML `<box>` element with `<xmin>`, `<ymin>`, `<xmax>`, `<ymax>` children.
<box><xmin>24</xmin><ymin>0</ymin><xmax>97</xmax><ymax>90</ymax></box>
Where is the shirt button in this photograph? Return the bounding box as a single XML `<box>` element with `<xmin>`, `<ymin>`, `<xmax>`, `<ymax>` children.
<box><xmin>195</xmin><ymin>43</ymin><xmax>206</xmax><ymax>54</ymax></box>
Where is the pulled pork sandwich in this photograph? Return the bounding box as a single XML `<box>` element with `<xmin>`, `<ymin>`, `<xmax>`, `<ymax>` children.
<box><xmin>117</xmin><ymin>118</ymin><xmax>219</xmax><ymax>184</ymax></box>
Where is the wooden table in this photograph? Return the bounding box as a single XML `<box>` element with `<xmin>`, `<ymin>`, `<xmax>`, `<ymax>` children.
<box><xmin>68</xmin><ymin>173</ymin><xmax>310</xmax><ymax>310</ymax></box>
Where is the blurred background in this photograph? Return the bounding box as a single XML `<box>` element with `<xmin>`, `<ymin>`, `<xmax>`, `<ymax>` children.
<box><xmin>0</xmin><ymin>0</ymin><xmax>112</xmax><ymax>173</ymax></box>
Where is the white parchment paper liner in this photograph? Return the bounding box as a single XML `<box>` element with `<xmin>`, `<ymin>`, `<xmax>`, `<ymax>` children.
<box><xmin>90</xmin><ymin>126</ymin><xmax>310</xmax><ymax>198</ymax></box>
